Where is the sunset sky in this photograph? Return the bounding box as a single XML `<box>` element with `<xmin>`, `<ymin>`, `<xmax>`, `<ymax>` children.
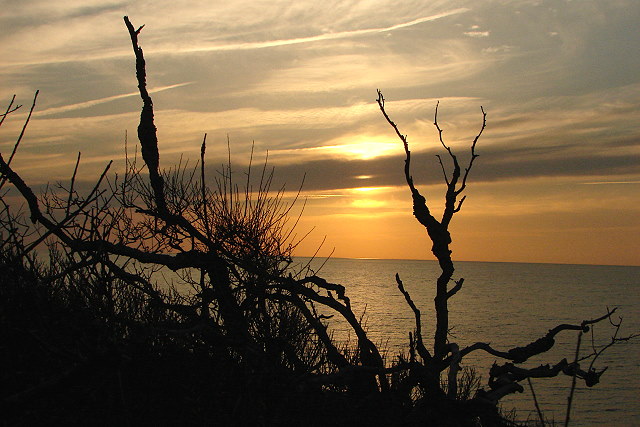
<box><xmin>1</xmin><ymin>0</ymin><xmax>638</xmax><ymax>266</ymax></box>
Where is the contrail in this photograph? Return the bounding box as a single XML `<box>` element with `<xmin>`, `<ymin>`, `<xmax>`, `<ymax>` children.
<box><xmin>180</xmin><ymin>8</ymin><xmax>469</xmax><ymax>53</ymax></box>
<box><xmin>35</xmin><ymin>82</ymin><xmax>193</xmax><ymax>116</ymax></box>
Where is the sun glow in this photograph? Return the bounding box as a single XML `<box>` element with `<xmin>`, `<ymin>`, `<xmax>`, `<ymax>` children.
<box><xmin>268</xmin><ymin>136</ymin><xmax>399</xmax><ymax>162</ymax></box>
<box><xmin>325</xmin><ymin>140</ymin><xmax>398</xmax><ymax>160</ymax></box>
<box><xmin>352</xmin><ymin>199</ymin><xmax>386</xmax><ymax>208</ymax></box>
<box><xmin>350</xmin><ymin>186</ymin><xmax>390</xmax><ymax>193</ymax></box>
<box><xmin>347</xmin><ymin>186</ymin><xmax>390</xmax><ymax>209</ymax></box>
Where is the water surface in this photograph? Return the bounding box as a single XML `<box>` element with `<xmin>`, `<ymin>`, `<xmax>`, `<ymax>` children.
<box><xmin>295</xmin><ymin>257</ymin><xmax>640</xmax><ymax>425</ymax></box>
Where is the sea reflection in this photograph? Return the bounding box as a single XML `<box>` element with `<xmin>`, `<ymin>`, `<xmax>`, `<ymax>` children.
<box><xmin>295</xmin><ymin>257</ymin><xmax>640</xmax><ymax>426</ymax></box>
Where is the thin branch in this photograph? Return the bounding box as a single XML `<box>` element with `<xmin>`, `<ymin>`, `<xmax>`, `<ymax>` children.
<box><xmin>527</xmin><ymin>377</ymin><xmax>546</xmax><ymax>426</ymax></box>
<box><xmin>455</xmin><ymin>106</ymin><xmax>486</xmax><ymax>197</ymax></box>
<box><xmin>0</xmin><ymin>95</ymin><xmax>21</xmax><ymax>126</ymax></box>
<box><xmin>396</xmin><ymin>273</ymin><xmax>432</xmax><ymax>361</ymax></box>
<box><xmin>200</xmin><ymin>133</ymin><xmax>211</xmax><ymax>239</ymax></box>
<box><xmin>375</xmin><ymin>90</ymin><xmax>440</xmax><ymax>232</ymax></box>
<box><xmin>436</xmin><ymin>154</ymin><xmax>450</xmax><ymax>185</ymax></box>
<box><xmin>20</xmin><ymin>161</ymin><xmax>113</xmax><ymax>255</ymax></box>
<box><xmin>434</xmin><ymin>101</ymin><xmax>455</xmax><ymax>157</ymax></box>
<box><xmin>564</xmin><ymin>330</ymin><xmax>583</xmax><ymax>427</ymax></box>
<box><xmin>0</xmin><ymin>91</ymin><xmax>39</xmax><ymax>191</ymax></box>
<box><xmin>65</xmin><ymin>152</ymin><xmax>82</xmax><ymax>217</ymax></box>
<box><xmin>459</xmin><ymin>309</ymin><xmax>619</xmax><ymax>364</ymax></box>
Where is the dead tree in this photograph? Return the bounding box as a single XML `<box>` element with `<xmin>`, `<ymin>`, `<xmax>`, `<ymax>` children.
<box><xmin>376</xmin><ymin>91</ymin><xmax>635</xmax><ymax>420</ymax></box>
<box><xmin>377</xmin><ymin>90</ymin><xmax>487</xmax><ymax>400</ymax></box>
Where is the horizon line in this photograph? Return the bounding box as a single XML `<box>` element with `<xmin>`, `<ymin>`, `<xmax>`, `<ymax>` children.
<box><xmin>292</xmin><ymin>255</ymin><xmax>640</xmax><ymax>268</ymax></box>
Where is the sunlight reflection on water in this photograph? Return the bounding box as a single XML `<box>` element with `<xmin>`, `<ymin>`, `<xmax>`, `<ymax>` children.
<box><xmin>295</xmin><ymin>257</ymin><xmax>640</xmax><ymax>426</ymax></box>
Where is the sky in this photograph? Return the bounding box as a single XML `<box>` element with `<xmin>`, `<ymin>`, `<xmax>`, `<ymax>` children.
<box><xmin>1</xmin><ymin>0</ymin><xmax>639</xmax><ymax>266</ymax></box>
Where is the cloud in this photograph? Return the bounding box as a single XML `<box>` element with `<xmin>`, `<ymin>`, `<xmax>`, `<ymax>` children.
<box><xmin>269</xmin><ymin>139</ymin><xmax>399</xmax><ymax>161</ymax></box>
<box><xmin>482</xmin><ymin>45</ymin><xmax>514</xmax><ymax>54</ymax></box>
<box><xmin>163</xmin><ymin>9</ymin><xmax>470</xmax><ymax>54</ymax></box>
<box><xmin>247</xmin><ymin>142</ymin><xmax>640</xmax><ymax>194</ymax></box>
<box><xmin>580</xmin><ymin>181</ymin><xmax>640</xmax><ymax>185</ymax></box>
<box><xmin>232</xmin><ymin>53</ymin><xmax>489</xmax><ymax>96</ymax></box>
<box><xmin>0</xmin><ymin>7</ymin><xmax>469</xmax><ymax>68</ymax></box>
<box><xmin>34</xmin><ymin>82</ymin><xmax>193</xmax><ymax>117</ymax></box>
<box><xmin>463</xmin><ymin>31</ymin><xmax>489</xmax><ymax>38</ymax></box>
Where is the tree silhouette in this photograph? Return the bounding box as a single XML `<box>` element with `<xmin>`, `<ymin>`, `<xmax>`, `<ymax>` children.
<box><xmin>0</xmin><ymin>16</ymin><xmax>634</xmax><ymax>426</ymax></box>
<box><xmin>376</xmin><ymin>91</ymin><xmax>636</xmax><ymax>424</ymax></box>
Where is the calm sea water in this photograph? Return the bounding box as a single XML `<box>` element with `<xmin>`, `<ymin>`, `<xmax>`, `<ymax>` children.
<box><xmin>294</xmin><ymin>257</ymin><xmax>640</xmax><ymax>426</ymax></box>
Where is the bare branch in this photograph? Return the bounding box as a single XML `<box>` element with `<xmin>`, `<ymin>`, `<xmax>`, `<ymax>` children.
<box><xmin>565</xmin><ymin>329</ymin><xmax>583</xmax><ymax>426</ymax></box>
<box><xmin>434</xmin><ymin>101</ymin><xmax>455</xmax><ymax>158</ymax></box>
<box><xmin>455</xmin><ymin>106</ymin><xmax>486</xmax><ymax>197</ymax></box>
<box><xmin>375</xmin><ymin>90</ymin><xmax>441</xmax><ymax>233</ymax></box>
<box><xmin>527</xmin><ymin>378</ymin><xmax>546</xmax><ymax>426</ymax></box>
<box><xmin>65</xmin><ymin>152</ymin><xmax>82</xmax><ymax>217</ymax></box>
<box><xmin>0</xmin><ymin>95</ymin><xmax>21</xmax><ymax>126</ymax></box>
<box><xmin>0</xmin><ymin>91</ymin><xmax>39</xmax><ymax>191</ymax></box>
<box><xmin>396</xmin><ymin>273</ymin><xmax>432</xmax><ymax>361</ymax></box>
<box><xmin>436</xmin><ymin>154</ymin><xmax>450</xmax><ymax>185</ymax></box>
<box><xmin>460</xmin><ymin>308</ymin><xmax>620</xmax><ymax>364</ymax></box>
<box><xmin>446</xmin><ymin>277</ymin><xmax>464</xmax><ymax>299</ymax></box>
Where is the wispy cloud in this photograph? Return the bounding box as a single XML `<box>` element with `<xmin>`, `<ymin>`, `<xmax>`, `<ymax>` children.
<box><xmin>1</xmin><ymin>8</ymin><xmax>468</xmax><ymax>68</ymax></box>
<box><xmin>464</xmin><ymin>31</ymin><xmax>489</xmax><ymax>38</ymax></box>
<box><xmin>482</xmin><ymin>45</ymin><xmax>514</xmax><ymax>54</ymax></box>
<box><xmin>580</xmin><ymin>181</ymin><xmax>640</xmax><ymax>185</ymax></box>
<box><xmin>34</xmin><ymin>82</ymin><xmax>193</xmax><ymax>116</ymax></box>
<box><xmin>179</xmin><ymin>9</ymin><xmax>469</xmax><ymax>54</ymax></box>
<box><xmin>233</xmin><ymin>53</ymin><xmax>488</xmax><ymax>96</ymax></box>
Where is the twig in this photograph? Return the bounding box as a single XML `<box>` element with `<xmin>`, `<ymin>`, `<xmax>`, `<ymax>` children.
<box><xmin>527</xmin><ymin>377</ymin><xmax>545</xmax><ymax>426</ymax></box>
<box><xmin>0</xmin><ymin>91</ymin><xmax>39</xmax><ymax>191</ymax></box>
<box><xmin>66</xmin><ymin>152</ymin><xmax>82</xmax><ymax>217</ymax></box>
<box><xmin>565</xmin><ymin>330</ymin><xmax>583</xmax><ymax>427</ymax></box>
<box><xmin>396</xmin><ymin>273</ymin><xmax>432</xmax><ymax>361</ymax></box>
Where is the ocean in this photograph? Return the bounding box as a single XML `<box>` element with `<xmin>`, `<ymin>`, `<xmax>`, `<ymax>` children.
<box><xmin>293</xmin><ymin>257</ymin><xmax>640</xmax><ymax>426</ymax></box>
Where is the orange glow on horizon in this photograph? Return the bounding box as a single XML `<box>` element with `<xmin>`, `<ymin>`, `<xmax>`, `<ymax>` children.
<box><xmin>289</xmin><ymin>180</ymin><xmax>640</xmax><ymax>267</ymax></box>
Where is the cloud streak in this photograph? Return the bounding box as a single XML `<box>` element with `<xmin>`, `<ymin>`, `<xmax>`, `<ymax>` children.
<box><xmin>0</xmin><ymin>8</ymin><xmax>469</xmax><ymax>68</ymax></box>
<box><xmin>178</xmin><ymin>9</ymin><xmax>469</xmax><ymax>54</ymax></box>
<box><xmin>34</xmin><ymin>82</ymin><xmax>193</xmax><ymax>116</ymax></box>
<box><xmin>262</xmin><ymin>144</ymin><xmax>640</xmax><ymax>193</ymax></box>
